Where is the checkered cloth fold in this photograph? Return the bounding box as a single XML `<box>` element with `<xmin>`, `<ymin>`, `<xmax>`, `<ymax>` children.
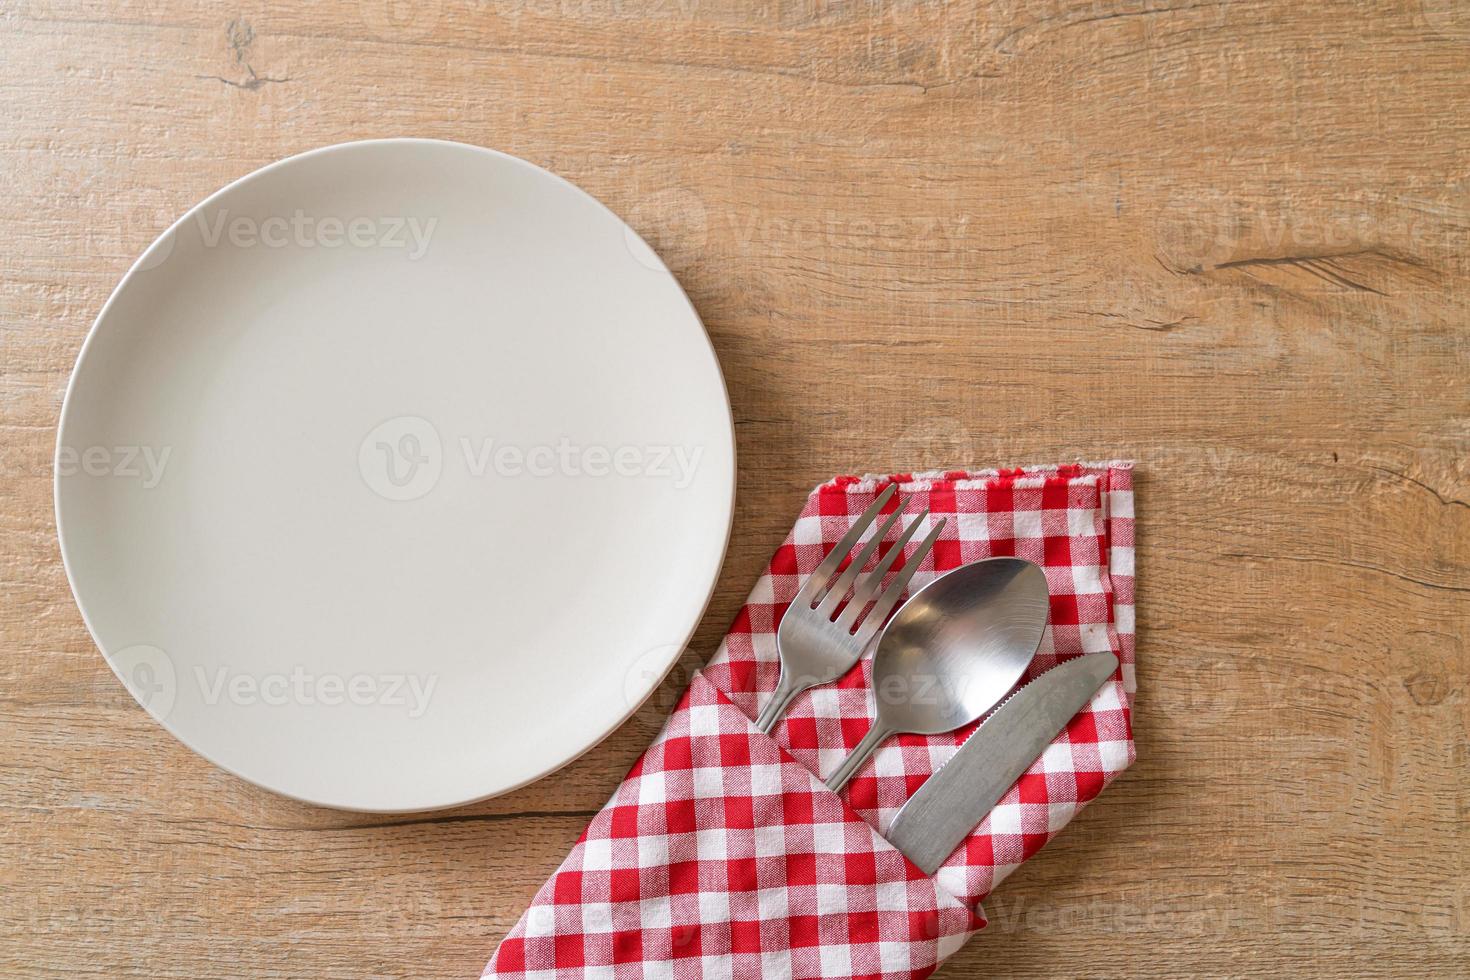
<box><xmin>484</xmin><ymin>462</ymin><xmax>1136</xmax><ymax>979</ymax></box>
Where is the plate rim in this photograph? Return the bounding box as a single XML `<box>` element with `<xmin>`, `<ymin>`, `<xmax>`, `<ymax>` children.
<box><xmin>54</xmin><ymin>137</ymin><xmax>736</xmax><ymax>812</ymax></box>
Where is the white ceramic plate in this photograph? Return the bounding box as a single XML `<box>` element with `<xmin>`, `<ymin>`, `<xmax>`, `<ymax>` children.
<box><xmin>56</xmin><ymin>139</ymin><xmax>734</xmax><ymax>812</ymax></box>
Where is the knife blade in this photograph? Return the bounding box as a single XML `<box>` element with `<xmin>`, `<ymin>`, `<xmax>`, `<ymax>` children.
<box><xmin>885</xmin><ymin>650</ymin><xmax>1119</xmax><ymax>874</ymax></box>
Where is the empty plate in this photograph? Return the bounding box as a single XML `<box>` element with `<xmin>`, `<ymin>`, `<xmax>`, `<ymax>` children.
<box><xmin>55</xmin><ymin>139</ymin><xmax>734</xmax><ymax>811</ymax></box>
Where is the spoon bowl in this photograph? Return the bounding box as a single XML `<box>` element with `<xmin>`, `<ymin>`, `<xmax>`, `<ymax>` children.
<box><xmin>825</xmin><ymin>557</ymin><xmax>1050</xmax><ymax>792</ymax></box>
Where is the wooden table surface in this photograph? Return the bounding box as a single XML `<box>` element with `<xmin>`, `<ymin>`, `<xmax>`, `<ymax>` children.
<box><xmin>3</xmin><ymin>1</ymin><xmax>1467</xmax><ymax>977</ymax></box>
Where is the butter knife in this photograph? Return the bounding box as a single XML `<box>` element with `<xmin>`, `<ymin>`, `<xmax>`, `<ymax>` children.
<box><xmin>885</xmin><ymin>651</ymin><xmax>1119</xmax><ymax>874</ymax></box>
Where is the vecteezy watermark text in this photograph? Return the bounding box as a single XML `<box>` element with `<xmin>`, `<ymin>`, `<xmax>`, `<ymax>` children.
<box><xmin>194</xmin><ymin>665</ymin><xmax>437</xmax><ymax>718</ymax></box>
<box><xmin>56</xmin><ymin>445</ymin><xmax>172</xmax><ymax>488</ymax></box>
<box><xmin>112</xmin><ymin>644</ymin><xmax>439</xmax><ymax>722</ymax></box>
<box><xmin>459</xmin><ymin>437</ymin><xmax>703</xmax><ymax>488</ymax></box>
<box><xmin>194</xmin><ymin>209</ymin><xmax>438</xmax><ymax>259</ymax></box>
<box><xmin>358</xmin><ymin>416</ymin><xmax>709</xmax><ymax>501</ymax></box>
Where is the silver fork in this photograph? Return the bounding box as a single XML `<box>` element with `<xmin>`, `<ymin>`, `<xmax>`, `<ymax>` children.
<box><xmin>755</xmin><ymin>484</ymin><xmax>946</xmax><ymax>733</ymax></box>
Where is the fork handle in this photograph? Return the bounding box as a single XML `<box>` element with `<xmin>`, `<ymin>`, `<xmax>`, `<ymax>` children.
<box><xmin>754</xmin><ymin>670</ymin><xmax>807</xmax><ymax>734</ymax></box>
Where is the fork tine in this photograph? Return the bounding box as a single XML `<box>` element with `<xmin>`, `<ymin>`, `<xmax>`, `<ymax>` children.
<box><xmin>833</xmin><ymin>508</ymin><xmax>929</xmax><ymax>633</ymax></box>
<box><xmin>793</xmin><ymin>483</ymin><xmax>896</xmax><ymax>607</ymax></box>
<box><xmin>815</xmin><ymin>501</ymin><xmax>907</xmax><ymax>616</ymax></box>
<box><xmin>848</xmin><ymin>517</ymin><xmax>946</xmax><ymax>642</ymax></box>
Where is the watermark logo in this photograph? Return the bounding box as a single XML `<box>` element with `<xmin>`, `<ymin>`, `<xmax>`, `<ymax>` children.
<box><xmin>359</xmin><ymin>416</ymin><xmax>444</xmax><ymax>501</ymax></box>
<box><xmin>56</xmin><ymin>444</ymin><xmax>172</xmax><ymax>489</ymax></box>
<box><xmin>621</xmin><ymin>643</ymin><xmax>699</xmax><ymax>736</ymax></box>
<box><xmin>1422</xmin><ymin>0</ymin><xmax>1470</xmax><ymax>37</ymax></box>
<box><xmin>113</xmin><ymin>644</ymin><xmax>177</xmax><ymax>722</ymax></box>
<box><xmin>893</xmin><ymin>418</ymin><xmax>977</xmax><ymax>474</ymax></box>
<box><xmin>622</xmin><ymin>187</ymin><xmax>709</xmax><ymax>272</ymax></box>
<box><xmin>358</xmin><ymin>0</ymin><xmax>442</xmax><ymax>39</ymax></box>
<box><xmin>193</xmin><ymin>208</ymin><xmax>437</xmax><ymax>259</ymax></box>
<box><xmin>1154</xmin><ymin>188</ymin><xmax>1246</xmax><ymax>272</ymax></box>
<box><xmin>136</xmin><ymin>224</ymin><xmax>177</xmax><ymax>271</ymax></box>
<box><xmin>81</xmin><ymin>197</ymin><xmax>177</xmax><ymax>267</ymax></box>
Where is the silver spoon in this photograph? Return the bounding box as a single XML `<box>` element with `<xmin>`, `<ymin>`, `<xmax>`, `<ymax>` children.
<box><xmin>824</xmin><ymin>557</ymin><xmax>1050</xmax><ymax>793</ymax></box>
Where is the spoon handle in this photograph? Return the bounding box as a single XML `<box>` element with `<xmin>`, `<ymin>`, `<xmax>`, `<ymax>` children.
<box><xmin>825</xmin><ymin>722</ymin><xmax>894</xmax><ymax>793</ymax></box>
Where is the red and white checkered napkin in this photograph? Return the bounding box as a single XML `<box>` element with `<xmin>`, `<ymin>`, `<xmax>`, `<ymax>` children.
<box><xmin>483</xmin><ymin>462</ymin><xmax>1136</xmax><ymax>979</ymax></box>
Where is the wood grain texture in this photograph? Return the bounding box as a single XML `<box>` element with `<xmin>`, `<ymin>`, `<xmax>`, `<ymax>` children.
<box><xmin>2</xmin><ymin>0</ymin><xmax>1467</xmax><ymax>976</ymax></box>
